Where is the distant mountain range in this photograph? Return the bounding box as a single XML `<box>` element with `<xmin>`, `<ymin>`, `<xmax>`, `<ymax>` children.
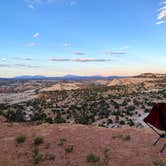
<box><xmin>0</xmin><ymin>74</ymin><xmax>128</xmax><ymax>81</ymax></box>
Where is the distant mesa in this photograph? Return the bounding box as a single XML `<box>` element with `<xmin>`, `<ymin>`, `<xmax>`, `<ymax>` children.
<box><xmin>135</xmin><ymin>73</ymin><xmax>166</xmax><ymax>78</ymax></box>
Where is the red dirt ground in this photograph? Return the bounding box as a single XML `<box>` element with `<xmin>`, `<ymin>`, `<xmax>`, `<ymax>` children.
<box><xmin>0</xmin><ymin>120</ymin><xmax>166</xmax><ymax>166</ymax></box>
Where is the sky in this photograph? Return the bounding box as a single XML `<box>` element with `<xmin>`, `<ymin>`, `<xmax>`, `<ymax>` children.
<box><xmin>0</xmin><ymin>0</ymin><xmax>166</xmax><ymax>77</ymax></box>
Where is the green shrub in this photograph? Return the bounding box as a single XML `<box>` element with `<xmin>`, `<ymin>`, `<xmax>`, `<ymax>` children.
<box><xmin>34</xmin><ymin>136</ymin><xmax>44</xmax><ymax>145</ymax></box>
<box><xmin>32</xmin><ymin>147</ymin><xmax>43</xmax><ymax>164</ymax></box>
<box><xmin>6</xmin><ymin>110</ymin><xmax>16</xmax><ymax>122</ymax></box>
<box><xmin>147</xmin><ymin>102</ymin><xmax>154</xmax><ymax>107</ymax></box>
<box><xmin>45</xmin><ymin>117</ymin><xmax>53</xmax><ymax>124</ymax></box>
<box><xmin>112</xmin><ymin>134</ymin><xmax>131</xmax><ymax>141</ymax></box>
<box><xmin>128</xmin><ymin>119</ymin><xmax>135</xmax><ymax>127</ymax></box>
<box><xmin>119</xmin><ymin>120</ymin><xmax>125</xmax><ymax>125</ymax></box>
<box><xmin>98</xmin><ymin>109</ymin><xmax>110</xmax><ymax>118</ymax></box>
<box><xmin>33</xmin><ymin>112</ymin><xmax>46</xmax><ymax>121</ymax></box>
<box><xmin>115</xmin><ymin>115</ymin><xmax>119</xmax><ymax>123</ymax></box>
<box><xmin>6</xmin><ymin>110</ymin><xmax>25</xmax><ymax>122</ymax></box>
<box><xmin>127</xmin><ymin>105</ymin><xmax>135</xmax><ymax>111</ymax></box>
<box><xmin>87</xmin><ymin>153</ymin><xmax>100</xmax><ymax>163</ymax></box>
<box><xmin>16</xmin><ymin>135</ymin><xmax>26</xmax><ymax>144</ymax></box>
<box><xmin>107</xmin><ymin>119</ymin><xmax>113</xmax><ymax>124</ymax></box>
<box><xmin>122</xmin><ymin>135</ymin><xmax>131</xmax><ymax>141</ymax></box>
<box><xmin>65</xmin><ymin>145</ymin><xmax>74</xmax><ymax>153</ymax></box>
<box><xmin>112</xmin><ymin>134</ymin><xmax>123</xmax><ymax>139</ymax></box>
<box><xmin>54</xmin><ymin>113</ymin><xmax>66</xmax><ymax>124</ymax></box>
<box><xmin>144</xmin><ymin>109</ymin><xmax>150</xmax><ymax>113</ymax></box>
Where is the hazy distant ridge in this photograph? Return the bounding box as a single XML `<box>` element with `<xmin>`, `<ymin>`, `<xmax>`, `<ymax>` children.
<box><xmin>0</xmin><ymin>75</ymin><xmax>128</xmax><ymax>81</ymax></box>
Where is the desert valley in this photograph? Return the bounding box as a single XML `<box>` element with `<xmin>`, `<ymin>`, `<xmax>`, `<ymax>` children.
<box><xmin>0</xmin><ymin>73</ymin><xmax>166</xmax><ymax>166</ymax></box>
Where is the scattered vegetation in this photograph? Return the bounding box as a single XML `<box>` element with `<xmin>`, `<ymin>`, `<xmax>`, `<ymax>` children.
<box><xmin>34</xmin><ymin>136</ymin><xmax>44</xmax><ymax>145</ymax></box>
<box><xmin>65</xmin><ymin>145</ymin><xmax>74</xmax><ymax>153</ymax></box>
<box><xmin>15</xmin><ymin>134</ymin><xmax>26</xmax><ymax>144</ymax></box>
<box><xmin>112</xmin><ymin>134</ymin><xmax>131</xmax><ymax>141</ymax></box>
<box><xmin>32</xmin><ymin>147</ymin><xmax>43</xmax><ymax>165</ymax></box>
<box><xmin>1</xmin><ymin>78</ymin><xmax>166</xmax><ymax>128</ymax></box>
<box><xmin>123</xmin><ymin>135</ymin><xmax>131</xmax><ymax>141</ymax></box>
<box><xmin>87</xmin><ymin>153</ymin><xmax>100</xmax><ymax>163</ymax></box>
<box><xmin>6</xmin><ymin>109</ymin><xmax>25</xmax><ymax>122</ymax></box>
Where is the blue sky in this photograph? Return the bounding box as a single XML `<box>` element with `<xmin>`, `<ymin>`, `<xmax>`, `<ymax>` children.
<box><xmin>0</xmin><ymin>0</ymin><xmax>166</xmax><ymax>77</ymax></box>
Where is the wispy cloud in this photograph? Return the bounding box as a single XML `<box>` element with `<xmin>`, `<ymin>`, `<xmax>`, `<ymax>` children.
<box><xmin>49</xmin><ymin>58</ymin><xmax>71</xmax><ymax>62</ymax></box>
<box><xmin>158</xmin><ymin>6</ymin><xmax>166</xmax><ymax>11</ymax></box>
<box><xmin>33</xmin><ymin>32</ymin><xmax>40</xmax><ymax>38</ymax></box>
<box><xmin>25</xmin><ymin>0</ymin><xmax>77</xmax><ymax>9</ymax></box>
<box><xmin>64</xmin><ymin>43</ymin><xmax>72</xmax><ymax>47</ymax></box>
<box><xmin>25</xmin><ymin>42</ymin><xmax>37</xmax><ymax>47</ymax></box>
<box><xmin>156</xmin><ymin>20</ymin><xmax>166</xmax><ymax>24</ymax></box>
<box><xmin>105</xmin><ymin>51</ymin><xmax>127</xmax><ymax>55</ymax></box>
<box><xmin>157</xmin><ymin>10</ymin><xmax>166</xmax><ymax>20</ymax></box>
<box><xmin>73</xmin><ymin>52</ymin><xmax>86</xmax><ymax>55</ymax></box>
<box><xmin>0</xmin><ymin>63</ymin><xmax>39</xmax><ymax>68</ymax></box>
<box><xmin>156</xmin><ymin>1</ymin><xmax>166</xmax><ymax>24</ymax></box>
<box><xmin>13</xmin><ymin>57</ymin><xmax>33</xmax><ymax>61</ymax></box>
<box><xmin>0</xmin><ymin>64</ymin><xmax>10</xmax><ymax>67</ymax></box>
<box><xmin>14</xmin><ymin>64</ymin><xmax>40</xmax><ymax>68</ymax></box>
<box><xmin>161</xmin><ymin>1</ymin><xmax>166</xmax><ymax>5</ymax></box>
<box><xmin>22</xmin><ymin>58</ymin><xmax>33</xmax><ymax>61</ymax></box>
<box><xmin>1</xmin><ymin>58</ymin><xmax>7</xmax><ymax>62</ymax></box>
<box><xmin>49</xmin><ymin>58</ymin><xmax>111</xmax><ymax>62</ymax></box>
<box><xmin>74</xmin><ymin>58</ymin><xmax>111</xmax><ymax>62</ymax></box>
